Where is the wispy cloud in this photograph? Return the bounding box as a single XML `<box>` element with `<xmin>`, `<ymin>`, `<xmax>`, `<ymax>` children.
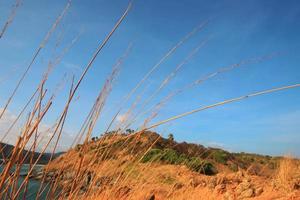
<box><xmin>62</xmin><ymin>61</ymin><xmax>81</xmax><ymax>73</ymax></box>
<box><xmin>0</xmin><ymin>108</ymin><xmax>75</xmax><ymax>152</ymax></box>
<box><xmin>116</xmin><ymin>113</ymin><xmax>128</xmax><ymax>123</ymax></box>
<box><xmin>206</xmin><ymin>141</ymin><xmax>225</xmax><ymax>149</ymax></box>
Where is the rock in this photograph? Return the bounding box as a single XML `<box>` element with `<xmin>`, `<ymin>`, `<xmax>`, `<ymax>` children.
<box><xmin>236</xmin><ymin>180</ymin><xmax>252</xmax><ymax>195</ymax></box>
<box><xmin>247</xmin><ymin>164</ymin><xmax>261</xmax><ymax>176</ymax></box>
<box><xmin>47</xmin><ymin>171</ymin><xmax>55</xmax><ymax>177</ymax></box>
<box><xmin>147</xmin><ymin>194</ymin><xmax>155</xmax><ymax>200</ymax></box>
<box><xmin>215</xmin><ymin>184</ymin><xmax>226</xmax><ymax>194</ymax></box>
<box><xmin>236</xmin><ymin>187</ymin><xmax>243</xmax><ymax>194</ymax></box>
<box><xmin>255</xmin><ymin>187</ymin><xmax>263</xmax><ymax>196</ymax></box>
<box><xmin>208</xmin><ymin>177</ymin><xmax>217</xmax><ymax>189</ymax></box>
<box><xmin>115</xmin><ymin>186</ymin><xmax>131</xmax><ymax>198</ymax></box>
<box><xmin>84</xmin><ymin>171</ymin><xmax>93</xmax><ymax>186</ymax></box>
<box><xmin>216</xmin><ymin>175</ymin><xmax>227</xmax><ymax>185</ymax></box>
<box><xmin>173</xmin><ymin>182</ymin><xmax>184</xmax><ymax>190</ymax></box>
<box><xmin>244</xmin><ymin>177</ymin><xmax>251</xmax><ymax>182</ymax></box>
<box><xmin>241</xmin><ymin>181</ymin><xmax>251</xmax><ymax>189</ymax></box>
<box><xmin>95</xmin><ymin>180</ymin><xmax>101</xmax><ymax>187</ymax></box>
<box><xmin>223</xmin><ymin>191</ymin><xmax>234</xmax><ymax>200</ymax></box>
<box><xmin>236</xmin><ymin>171</ymin><xmax>244</xmax><ymax>179</ymax></box>
<box><xmin>95</xmin><ymin>176</ymin><xmax>112</xmax><ymax>187</ymax></box>
<box><xmin>293</xmin><ymin>182</ymin><xmax>300</xmax><ymax>190</ymax></box>
<box><xmin>78</xmin><ymin>189</ymin><xmax>85</xmax><ymax>195</ymax></box>
<box><xmin>227</xmin><ymin>171</ymin><xmax>244</xmax><ymax>184</ymax></box>
<box><xmin>34</xmin><ymin>174</ymin><xmax>44</xmax><ymax>179</ymax></box>
<box><xmin>30</xmin><ymin>171</ymin><xmax>44</xmax><ymax>179</ymax></box>
<box><xmin>189</xmin><ymin>178</ymin><xmax>198</xmax><ymax>188</ymax></box>
<box><xmin>64</xmin><ymin>171</ymin><xmax>75</xmax><ymax>180</ymax></box>
<box><xmin>239</xmin><ymin>188</ymin><xmax>254</xmax><ymax>199</ymax></box>
<box><xmin>189</xmin><ymin>178</ymin><xmax>204</xmax><ymax>188</ymax></box>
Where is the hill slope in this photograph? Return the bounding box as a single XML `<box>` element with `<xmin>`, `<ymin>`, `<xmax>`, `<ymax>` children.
<box><xmin>0</xmin><ymin>142</ymin><xmax>64</xmax><ymax>164</ymax></box>
<box><xmin>44</xmin><ymin>131</ymin><xmax>300</xmax><ymax>200</ymax></box>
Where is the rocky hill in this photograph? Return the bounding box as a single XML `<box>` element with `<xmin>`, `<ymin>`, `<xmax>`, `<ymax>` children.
<box><xmin>43</xmin><ymin>131</ymin><xmax>300</xmax><ymax>200</ymax></box>
<box><xmin>68</xmin><ymin>131</ymin><xmax>280</xmax><ymax>176</ymax></box>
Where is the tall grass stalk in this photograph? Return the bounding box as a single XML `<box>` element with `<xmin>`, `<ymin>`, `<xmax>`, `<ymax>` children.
<box><xmin>0</xmin><ymin>0</ymin><xmax>72</xmax><ymax>120</ymax></box>
<box><xmin>0</xmin><ymin>0</ymin><xmax>22</xmax><ymax>39</ymax></box>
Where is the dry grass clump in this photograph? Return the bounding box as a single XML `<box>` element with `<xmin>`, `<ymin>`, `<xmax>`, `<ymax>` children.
<box><xmin>273</xmin><ymin>157</ymin><xmax>300</xmax><ymax>193</ymax></box>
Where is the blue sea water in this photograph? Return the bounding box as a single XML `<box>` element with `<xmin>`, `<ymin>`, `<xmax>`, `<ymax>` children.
<box><xmin>0</xmin><ymin>164</ymin><xmax>50</xmax><ymax>200</ymax></box>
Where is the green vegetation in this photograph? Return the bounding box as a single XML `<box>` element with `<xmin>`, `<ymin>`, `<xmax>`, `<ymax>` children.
<box><xmin>141</xmin><ymin>149</ymin><xmax>163</xmax><ymax>163</ymax></box>
<box><xmin>229</xmin><ymin>163</ymin><xmax>239</xmax><ymax>172</ymax></box>
<box><xmin>210</xmin><ymin>150</ymin><xmax>230</xmax><ymax>164</ymax></box>
<box><xmin>167</xmin><ymin>133</ymin><xmax>174</xmax><ymax>142</ymax></box>
<box><xmin>160</xmin><ymin>175</ymin><xmax>176</xmax><ymax>185</ymax></box>
<box><xmin>75</xmin><ymin>144</ymin><xmax>82</xmax><ymax>151</ymax></box>
<box><xmin>232</xmin><ymin>152</ymin><xmax>281</xmax><ymax>170</ymax></box>
<box><xmin>74</xmin><ymin>132</ymin><xmax>281</xmax><ymax>176</ymax></box>
<box><xmin>124</xmin><ymin>163</ymin><xmax>140</xmax><ymax>179</ymax></box>
<box><xmin>126</xmin><ymin>129</ymin><xmax>135</xmax><ymax>134</ymax></box>
<box><xmin>161</xmin><ymin>149</ymin><xmax>185</xmax><ymax>164</ymax></box>
<box><xmin>186</xmin><ymin>157</ymin><xmax>217</xmax><ymax>175</ymax></box>
<box><xmin>141</xmin><ymin>148</ymin><xmax>217</xmax><ymax>175</ymax></box>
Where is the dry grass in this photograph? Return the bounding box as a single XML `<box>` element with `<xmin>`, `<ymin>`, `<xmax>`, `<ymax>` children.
<box><xmin>0</xmin><ymin>1</ymin><xmax>300</xmax><ymax>200</ymax></box>
<box><xmin>273</xmin><ymin>157</ymin><xmax>300</xmax><ymax>193</ymax></box>
<box><xmin>0</xmin><ymin>0</ymin><xmax>22</xmax><ymax>39</ymax></box>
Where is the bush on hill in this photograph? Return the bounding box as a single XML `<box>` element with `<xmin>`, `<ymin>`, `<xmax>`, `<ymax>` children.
<box><xmin>141</xmin><ymin>148</ymin><xmax>217</xmax><ymax>175</ymax></box>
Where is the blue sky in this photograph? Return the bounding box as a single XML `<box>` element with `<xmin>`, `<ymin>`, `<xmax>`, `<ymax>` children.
<box><xmin>0</xmin><ymin>0</ymin><xmax>299</xmax><ymax>156</ymax></box>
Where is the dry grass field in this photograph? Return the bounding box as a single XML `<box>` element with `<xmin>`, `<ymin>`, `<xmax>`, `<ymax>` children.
<box><xmin>0</xmin><ymin>1</ymin><xmax>300</xmax><ymax>200</ymax></box>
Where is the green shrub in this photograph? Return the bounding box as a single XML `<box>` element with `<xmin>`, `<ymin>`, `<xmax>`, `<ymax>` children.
<box><xmin>141</xmin><ymin>148</ymin><xmax>217</xmax><ymax>175</ymax></box>
<box><xmin>241</xmin><ymin>155</ymin><xmax>255</xmax><ymax>163</ymax></box>
<box><xmin>141</xmin><ymin>149</ymin><xmax>163</xmax><ymax>163</ymax></box>
<box><xmin>211</xmin><ymin>150</ymin><xmax>229</xmax><ymax>164</ymax></box>
<box><xmin>177</xmin><ymin>153</ymin><xmax>189</xmax><ymax>164</ymax></box>
<box><xmin>186</xmin><ymin>157</ymin><xmax>202</xmax><ymax>171</ymax></box>
<box><xmin>186</xmin><ymin>157</ymin><xmax>217</xmax><ymax>175</ymax></box>
<box><xmin>229</xmin><ymin>163</ymin><xmax>238</xmax><ymax>172</ymax></box>
<box><xmin>161</xmin><ymin>149</ymin><xmax>181</xmax><ymax>164</ymax></box>
<box><xmin>167</xmin><ymin>133</ymin><xmax>174</xmax><ymax>141</ymax></box>
<box><xmin>160</xmin><ymin>175</ymin><xmax>176</xmax><ymax>185</ymax></box>
<box><xmin>201</xmin><ymin>162</ymin><xmax>217</xmax><ymax>175</ymax></box>
<box><xmin>75</xmin><ymin>144</ymin><xmax>82</xmax><ymax>151</ymax></box>
<box><xmin>141</xmin><ymin>148</ymin><xmax>184</xmax><ymax>164</ymax></box>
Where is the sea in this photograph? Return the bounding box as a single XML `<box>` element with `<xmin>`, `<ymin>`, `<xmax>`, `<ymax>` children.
<box><xmin>0</xmin><ymin>164</ymin><xmax>50</xmax><ymax>200</ymax></box>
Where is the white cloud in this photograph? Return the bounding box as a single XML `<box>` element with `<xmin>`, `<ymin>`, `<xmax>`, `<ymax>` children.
<box><xmin>116</xmin><ymin>113</ymin><xmax>128</xmax><ymax>123</ymax></box>
<box><xmin>195</xmin><ymin>139</ymin><xmax>233</xmax><ymax>152</ymax></box>
<box><xmin>62</xmin><ymin>61</ymin><xmax>81</xmax><ymax>73</ymax></box>
<box><xmin>206</xmin><ymin>141</ymin><xmax>226</xmax><ymax>149</ymax></box>
<box><xmin>0</xmin><ymin>108</ymin><xmax>75</xmax><ymax>153</ymax></box>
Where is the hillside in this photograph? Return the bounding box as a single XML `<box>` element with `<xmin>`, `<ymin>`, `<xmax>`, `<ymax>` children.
<box><xmin>43</xmin><ymin>131</ymin><xmax>300</xmax><ymax>199</ymax></box>
<box><xmin>0</xmin><ymin>142</ymin><xmax>64</xmax><ymax>165</ymax></box>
